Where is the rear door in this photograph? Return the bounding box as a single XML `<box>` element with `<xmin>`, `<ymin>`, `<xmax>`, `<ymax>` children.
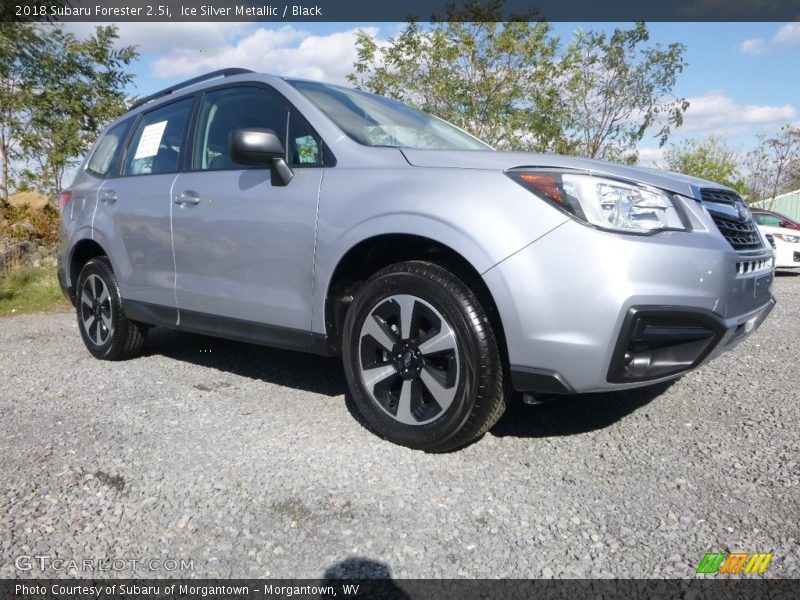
<box><xmin>94</xmin><ymin>97</ymin><xmax>194</xmax><ymax>313</ymax></box>
<box><xmin>171</xmin><ymin>85</ymin><xmax>324</xmax><ymax>342</ymax></box>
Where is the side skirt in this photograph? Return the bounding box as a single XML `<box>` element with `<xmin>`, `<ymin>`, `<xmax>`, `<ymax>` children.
<box><xmin>121</xmin><ymin>299</ymin><xmax>337</xmax><ymax>357</ymax></box>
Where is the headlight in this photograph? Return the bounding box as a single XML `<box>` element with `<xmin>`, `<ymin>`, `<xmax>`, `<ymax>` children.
<box><xmin>774</xmin><ymin>234</ymin><xmax>800</xmax><ymax>243</ymax></box>
<box><xmin>507</xmin><ymin>169</ymin><xmax>688</xmax><ymax>234</ymax></box>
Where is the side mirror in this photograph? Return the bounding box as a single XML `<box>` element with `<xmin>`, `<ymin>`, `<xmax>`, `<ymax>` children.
<box><xmin>229</xmin><ymin>128</ymin><xmax>293</xmax><ymax>186</ymax></box>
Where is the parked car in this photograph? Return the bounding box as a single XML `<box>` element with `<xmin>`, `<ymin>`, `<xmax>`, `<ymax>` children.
<box><xmin>751</xmin><ymin>208</ymin><xmax>800</xmax><ymax>231</ymax></box>
<box><xmin>58</xmin><ymin>69</ymin><xmax>776</xmax><ymax>451</ymax></box>
<box><xmin>751</xmin><ymin>209</ymin><xmax>800</xmax><ymax>269</ymax></box>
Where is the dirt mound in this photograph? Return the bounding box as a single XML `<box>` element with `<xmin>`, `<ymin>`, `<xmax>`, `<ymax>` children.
<box><xmin>9</xmin><ymin>191</ymin><xmax>49</xmax><ymax>210</ymax></box>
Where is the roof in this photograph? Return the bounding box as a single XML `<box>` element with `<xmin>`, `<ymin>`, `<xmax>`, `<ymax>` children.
<box><xmin>128</xmin><ymin>68</ymin><xmax>255</xmax><ymax>112</ymax></box>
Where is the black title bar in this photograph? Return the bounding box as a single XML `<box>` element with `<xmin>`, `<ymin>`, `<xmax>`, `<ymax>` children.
<box><xmin>4</xmin><ymin>0</ymin><xmax>800</xmax><ymax>22</ymax></box>
<box><xmin>3</xmin><ymin>579</ymin><xmax>800</xmax><ymax>600</ymax></box>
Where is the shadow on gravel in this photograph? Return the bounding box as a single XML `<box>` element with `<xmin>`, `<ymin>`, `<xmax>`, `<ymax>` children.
<box><xmin>140</xmin><ymin>327</ymin><xmax>673</xmax><ymax>439</ymax></box>
<box><xmin>323</xmin><ymin>556</ymin><xmax>409</xmax><ymax>597</ymax></box>
<box><xmin>142</xmin><ymin>328</ymin><xmax>347</xmax><ymax>397</ymax></box>
<box><xmin>491</xmin><ymin>381</ymin><xmax>674</xmax><ymax>439</ymax></box>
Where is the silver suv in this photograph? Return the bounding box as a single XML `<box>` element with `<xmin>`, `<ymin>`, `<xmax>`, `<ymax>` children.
<box><xmin>59</xmin><ymin>68</ymin><xmax>776</xmax><ymax>451</ymax></box>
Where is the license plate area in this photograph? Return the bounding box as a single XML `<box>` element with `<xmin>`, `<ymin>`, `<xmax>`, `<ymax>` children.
<box><xmin>754</xmin><ymin>272</ymin><xmax>773</xmax><ymax>299</ymax></box>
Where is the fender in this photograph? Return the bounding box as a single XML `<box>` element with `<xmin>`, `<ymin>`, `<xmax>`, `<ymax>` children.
<box><xmin>65</xmin><ymin>228</ymin><xmax>111</xmax><ymax>289</ymax></box>
<box><xmin>312</xmin><ymin>213</ymin><xmax>503</xmax><ymax>335</ymax></box>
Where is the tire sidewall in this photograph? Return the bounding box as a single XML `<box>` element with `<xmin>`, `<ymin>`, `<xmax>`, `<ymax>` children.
<box><xmin>76</xmin><ymin>258</ymin><xmax>124</xmax><ymax>359</ymax></box>
<box><xmin>343</xmin><ymin>265</ymin><xmax>485</xmax><ymax>450</ymax></box>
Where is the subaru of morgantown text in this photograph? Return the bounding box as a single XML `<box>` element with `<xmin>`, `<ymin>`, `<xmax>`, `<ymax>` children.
<box><xmin>58</xmin><ymin>69</ymin><xmax>776</xmax><ymax>452</ymax></box>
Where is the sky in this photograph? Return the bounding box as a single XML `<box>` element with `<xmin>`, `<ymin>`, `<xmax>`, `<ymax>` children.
<box><xmin>62</xmin><ymin>21</ymin><xmax>800</xmax><ymax>166</ymax></box>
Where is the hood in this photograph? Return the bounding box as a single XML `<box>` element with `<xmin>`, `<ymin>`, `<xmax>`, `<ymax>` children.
<box><xmin>400</xmin><ymin>149</ymin><xmax>732</xmax><ymax>201</ymax></box>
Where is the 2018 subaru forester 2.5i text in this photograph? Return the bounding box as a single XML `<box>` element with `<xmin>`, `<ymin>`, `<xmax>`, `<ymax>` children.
<box><xmin>58</xmin><ymin>69</ymin><xmax>776</xmax><ymax>452</ymax></box>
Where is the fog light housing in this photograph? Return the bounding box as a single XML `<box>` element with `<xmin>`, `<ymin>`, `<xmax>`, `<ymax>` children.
<box><xmin>608</xmin><ymin>307</ymin><xmax>726</xmax><ymax>383</ymax></box>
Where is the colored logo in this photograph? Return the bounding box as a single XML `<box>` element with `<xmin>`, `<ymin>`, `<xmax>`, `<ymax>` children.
<box><xmin>696</xmin><ymin>552</ymin><xmax>773</xmax><ymax>575</ymax></box>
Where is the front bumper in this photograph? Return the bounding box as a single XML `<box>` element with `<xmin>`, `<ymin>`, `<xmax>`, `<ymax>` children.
<box><xmin>774</xmin><ymin>241</ymin><xmax>800</xmax><ymax>268</ymax></box>
<box><xmin>484</xmin><ymin>217</ymin><xmax>776</xmax><ymax>394</ymax></box>
<box><xmin>606</xmin><ymin>300</ymin><xmax>774</xmax><ymax>384</ymax></box>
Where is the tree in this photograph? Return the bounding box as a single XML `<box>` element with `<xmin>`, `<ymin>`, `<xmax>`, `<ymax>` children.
<box><xmin>663</xmin><ymin>136</ymin><xmax>745</xmax><ymax>193</ymax></box>
<box><xmin>348</xmin><ymin>1</ymin><xmax>565</xmax><ymax>152</ymax></box>
<box><xmin>0</xmin><ymin>23</ymin><xmax>137</xmax><ymax>206</ymax></box>
<box><xmin>0</xmin><ymin>23</ymin><xmax>42</xmax><ymax>207</ymax></box>
<box><xmin>21</xmin><ymin>26</ymin><xmax>138</xmax><ymax>201</ymax></box>
<box><xmin>744</xmin><ymin>125</ymin><xmax>800</xmax><ymax>205</ymax></box>
<box><xmin>349</xmin><ymin>13</ymin><xmax>688</xmax><ymax>162</ymax></box>
<box><xmin>559</xmin><ymin>23</ymin><xmax>689</xmax><ymax>164</ymax></box>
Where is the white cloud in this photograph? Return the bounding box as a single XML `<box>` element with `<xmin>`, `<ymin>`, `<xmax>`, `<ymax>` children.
<box><xmin>739</xmin><ymin>38</ymin><xmax>766</xmax><ymax>55</ymax></box>
<box><xmin>60</xmin><ymin>22</ymin><xmax>250</xmax><ymax>55</ymax></box>
<box><xmin>739</xmin><ymin>22</ymin><xmax>800</xmax><ymax>54</ymax></box>
<box><xmin>151</xmin><ymin>26</ymin><xmax>381</xmax><ymax>84</ymax></box>
<box><xmin>680</xmin><ymin>91</ymin><xmax>796</xmax><ymax>137</ymax></box>
<box><xmin>636</xmin><ymin>148</ymin><xmax>665</xmax><ymax>167</ymax></box>
<box><xmin>773</xmin><ymin>22</ymin><xmax>800</xmax><ymax>47</ymax></box>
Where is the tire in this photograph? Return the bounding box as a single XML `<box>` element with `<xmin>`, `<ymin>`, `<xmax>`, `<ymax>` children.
<box><xmin>75</xmin><ymin>257</ymin><xmax>146</xmax><ymax>361</ymax></box>
<box><xmin>342</xmin><ymin>260</ymin><xmax>507</xmax><ymax>452</ymax></box>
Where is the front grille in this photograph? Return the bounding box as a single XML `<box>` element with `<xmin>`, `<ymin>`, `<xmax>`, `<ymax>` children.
<box><xmin>700</xmin><ymin>189</ymin><xmax>739</xmax><ymax>204</ymax></box>
<box><xmin>711</xmin><ymin>217</ymin><xmax>763</xmax><ymax>251</ymax></box>
<box><xmin>701</xmin><ymin>188</ymin><xmax>763</xmax><ymax>252</ymax></box>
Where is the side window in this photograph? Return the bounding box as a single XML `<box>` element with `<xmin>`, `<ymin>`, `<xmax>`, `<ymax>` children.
<box><xmin>754</xmin><ymin>214</ymin><xmax>781</xmax><ymax>227</ymax></box>
<box><xmin>193</xmin><ymin>87</ymin><xmax>288</xmax><ymax>171</ymax></box>
<box><xmin>288</xmin><ymin>110</ymin><xmax>323</xmax><ymax>167</ymax></box>
<box><xmin>86</xmin><ymin>118</ymin><xmax>133</xmax><ymax>177</ymax></box>
<box><xmin>123</xmin><ymin>98</ymin><xmax>193</xmax><ymax>176</ymax></box>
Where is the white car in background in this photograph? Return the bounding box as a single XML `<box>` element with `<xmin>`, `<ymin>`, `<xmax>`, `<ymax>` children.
<box><xmin>751</xmin><ymin>209</ymin><xmax>800</xmax><ymax>269</ymax></box>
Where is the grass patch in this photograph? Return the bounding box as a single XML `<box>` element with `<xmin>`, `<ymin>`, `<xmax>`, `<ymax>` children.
<box><xmin>0</xmin><ymin>265</ymin><xmax>71</xmax><ymax>316</ymax></box>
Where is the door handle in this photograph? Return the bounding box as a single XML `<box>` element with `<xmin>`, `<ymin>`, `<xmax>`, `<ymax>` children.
<box><xmin>174</xmin><ymin>191</ymin><xmax>201</xmax><ymax>206</ymax></box>
<box><xmin>100</xmin><ymin>190</ymin><xmax>117</xmax><ymax>204</ymax></box>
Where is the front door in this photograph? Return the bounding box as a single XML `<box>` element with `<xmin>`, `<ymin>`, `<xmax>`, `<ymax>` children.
<box><xmin>171</xmin><ymin>85</ymin><xmax>325</xmax><ymax>343</ymax></box>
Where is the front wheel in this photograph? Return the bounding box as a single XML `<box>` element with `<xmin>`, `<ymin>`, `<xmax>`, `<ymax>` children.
<box><xmin>342</xmin><ymin>261</ymin><xmax>507</xmax><ymax>452</ymax></box>
<box><xmin>76</xmin><ymin>257</ymin><xmax>146</xmax><ymax>360</ymax></box>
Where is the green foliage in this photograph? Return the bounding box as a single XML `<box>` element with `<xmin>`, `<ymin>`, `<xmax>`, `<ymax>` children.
<box><xmin>0</xmin><ymin>23</ymin><xmax>138</xmax><ymax>204</ymax></box>
<box><xmin>348</xmin><ymin>1</ymin><xmax>563</xmax><ymax>152</ymax></box>
<box><xmin>349</xmin><ymin>13</ymin><xmax>688</xmax><ymax>162</ymax></box>
<box><xmin>664</xmin><ymin>136</ymin><xmax>745</xmax><ymax>193</ymax></box>
<box><xmin>0</xmin><ymin>264</ymin><xmax>69</xmax><ymax>316</ymax></box>
<box><xmin>559</xmin><ymin>23</ymin><xmax>688</xmax><ymax>164</ymax></box>
<box><xmin>0</xmin><ymin>205</ymin><xmax>61</xmax><ymax>244</ymax></box>
<box><xmin>0</xmin><ymin>22</ymin><xmax>42</xmax><ymax>204</ymax></box>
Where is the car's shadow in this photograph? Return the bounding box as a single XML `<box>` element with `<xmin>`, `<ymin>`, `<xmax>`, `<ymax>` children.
<box><xmin>490</xmin><ymin>381</ymin><xmax>673</xmax><ymax>439</ymax></box>
<box><xmin>142</xmin><ymin>327</ymin><xmax>672</xmax><ymax>440</ymax></box>
<box><xmin>143</xmin><ymin>327</ymin><xmax>346</xmax><ymax>397</ymax></box>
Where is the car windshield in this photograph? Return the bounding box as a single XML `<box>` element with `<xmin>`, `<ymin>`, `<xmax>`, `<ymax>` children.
<box><xmin>288</xmin><ymin>80</ymin><xmax>491</xmax><ymax>151</ymax></box>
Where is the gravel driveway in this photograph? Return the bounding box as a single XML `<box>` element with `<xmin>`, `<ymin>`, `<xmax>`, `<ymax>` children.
<box><xmin>1</xmin><ymin>274</ymin><xmax>798</xmax><ymax>580</ymax></box>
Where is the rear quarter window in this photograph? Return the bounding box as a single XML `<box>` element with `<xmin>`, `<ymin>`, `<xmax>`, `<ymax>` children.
<box><xmin>86</xmin><ymin>118</ymin><xmax>134</xmax><ymax>177</ymax></box>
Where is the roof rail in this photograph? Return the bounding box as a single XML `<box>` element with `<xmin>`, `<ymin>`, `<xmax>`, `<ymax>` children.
<box><xmin>128</xmin><ymin>68</ymin><xmax>255</xmax><ymax>112</ymax></box>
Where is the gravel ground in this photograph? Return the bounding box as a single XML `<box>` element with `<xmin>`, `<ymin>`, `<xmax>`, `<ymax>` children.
<box><xmin>1</xmin><ymin>274</ymin><xmax>798</xmax><ymax>580</ymax></box>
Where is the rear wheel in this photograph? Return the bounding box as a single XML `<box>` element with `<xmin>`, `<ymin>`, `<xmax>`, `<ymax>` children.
<box><xmin>342</xmin><ymin>261</ymin><xmax>507</xmax><ymax>452</ymax></box>
<box><xmin>76</xmin><ymin>257</ymin><xmax>146</xmax><ymax>360</ymax></box>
